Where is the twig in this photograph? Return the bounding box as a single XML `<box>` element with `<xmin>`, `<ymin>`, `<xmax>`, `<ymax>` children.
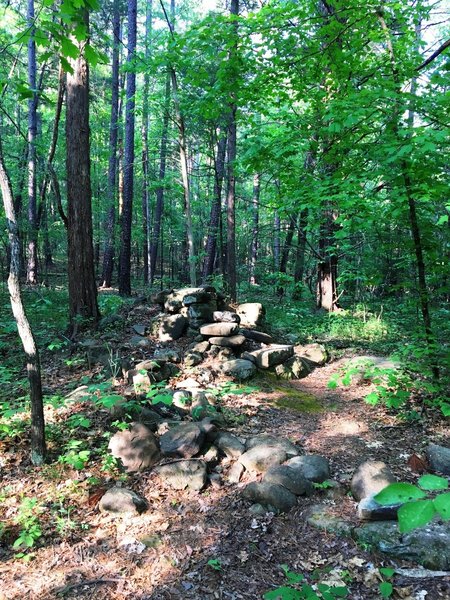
<box><xmin>56</xmin><ymin>578</ymin><xmax>122</xmax><ymax>596</ymax></box>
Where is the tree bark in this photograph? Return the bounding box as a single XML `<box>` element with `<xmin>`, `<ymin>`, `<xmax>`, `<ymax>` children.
<box><xmin>101</xmin><ymin>0</ymin><xmax>121</xmax><ymax>288</ymax></box>
<box><xmin>249</xmin><ymin>171</ymin><xmax>259</xmax><ymax>285</ymax></box>
<box><xmin>118</xmin><ymin>0</ymin><xmax>137</xmax><ymax>296</ymax></box>
<box><xmin>66</xmin><ymin>9</ymin><xmax>99</xmax><ymax>329</ymax></box>
<box><xmin>141</xmin><ymin>0</ymin><xmax>152</xmax><ymax>284</ymax></box>
<box><xmin>26</xmin><ymin>0</ymin><xmax>38</xmax><ymax>284</ymax></box>
<box><xmin>0</xmin><ymin>138</ymin><xmax>45</xmax><ymax>465</ymax></box>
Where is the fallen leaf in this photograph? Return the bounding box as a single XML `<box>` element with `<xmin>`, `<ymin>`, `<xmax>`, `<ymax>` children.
<box><xmin>407</xmin><ymin>454</ymin><xmax>429</xmax><ymax>474</ymax></box>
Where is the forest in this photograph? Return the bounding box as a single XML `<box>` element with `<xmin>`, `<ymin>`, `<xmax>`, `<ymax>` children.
<box><xmin>0</xmin><ymin>0</ymin><xmax>449</xmax><ymax>598</ymax></box>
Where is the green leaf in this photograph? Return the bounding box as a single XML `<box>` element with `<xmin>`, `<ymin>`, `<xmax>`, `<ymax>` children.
<box><xmin>60</xmin><ymin>56</ymin><xmax>74</xmax><ymax>75</ymax></box>
<box><xmin>364</xmin><ymin>392</ymin><xmax>379</xmax><ymax>405</ymax></box>
<box><xmin>379</xmin><ymin>581</ymin><xmax>393</xmax><ymax>598</ymax></box>
<box><xmin>281</xmin><ymin>565</ymin><xmax>304</xmax><ymax>584</ymax></box>
<box><xmin>397</xmin><ymin>499</ymin><xmax>435</xmax><ymax>533</ymax></box>
<box><xmin>418</xmin><ymin>474</ymin><xmax>448</xmax><ymax>491</ymax></box>
<box><xmin>440</xmin><ymin>403</ymin><xmax>450</xmax><ymax>417</ymax></box>
<box><xmin>379</xmin><ymin>567</ymin><xmax>395</xmax><ymax>579</ymax></box>
<box><xmin>433</xmin><ymin>492</ymin><xmax>450</xmax><ymax>520</ymax></box>
<box><xmin>263</xmin><ymin>586</ymin><xmax>303</xmax><ymax>599</ymax></box>
<box><xmin>61</xmin><ymin>36</ymin><xmax>79</xmax><ymax>59</ymax></box>
<box><xmin>374</xmin><ymin>483</ymin><xmax>426</xmax><ymax>505</ymax></box>
<box><xmin>437</xmin><ymin>215</ymin><xmax>448</xmax><ymax>225</ymax></box>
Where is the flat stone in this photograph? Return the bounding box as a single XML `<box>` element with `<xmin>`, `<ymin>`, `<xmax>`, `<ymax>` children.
<box><xmin>220</xmin><ymin>359</ymin><xmax>257</xmax><ymax>380</ymax></box>
<box><xmin>245</xmin><ymin>345</ymin><xmax>294</xmax><ymax>369</ymax></box>
<box><xmin>159</xmin><ymin>423</ymin><xmax>205</xmax><ymax>458</ymax></box>
<box><xmin>108</xmin><ymin>423</ymin><xmax>160</xmax><ymax>472</ymax></box>
<box><xmin>132</xmin><ymin>324</ymin><xmax>147</xmax><ymax>336</ymax></box>
<box><xmin>236</xmin><ymin>302</ymin><xmax>265</xmax><ymax>327</ymax></box>
<box><xmin>130</xmin><ymin>336</ymin><xmax>152</xmax><ymax>349</ymax></box>
<box><xmin>239</xmin><ymin>446</ymin><xmax>286</xmax><ymax>473</ymax></box>
<box><xmin>240</xmin><ymin>329</ymin><xmax>273</xmax><ymax>344</ymax></box>
<box><xmin>213</xmin><ymin>311</ymin><xmax>240</xmax><ymax>323</ymax></box>
<box><xmin>154</xmin><ymin>348</ymin><xmax>182</xmax><ymax>363</ymax></box>
<box><xmin>357</xmin><ymin>494</ymin><xmax>401</xmax><ymax>521</ymax></box>
<box><xmin>155</xmin><ymin>460</ymin><xmax>207</xmax><ymax>490</ymax></box>
<box><xmin>200</xmin><ymin>322</ymin><xmax>239</xmax><ymax>337</ymax></box>
<box><xmin>228</xmin><ymin>461</ymin><xmax>245</xmax><ymax>483</ymax></box>
<box><xmin>151</xmin><ymin>289</ymin><xmax>173</xmax><ymax>306</ymax></box>
<box><xmin>351</xmin><ymin>460</ymin><xmax>396</xmax><ymax>501</ymax></box>
<box><xmin>243</xmin><ymin>481</ymin><xmax>297</xmax><ymax>513</ymax></box>
<box><xmin>99</xmin><ymin>487</ymin><xmax>148</xmax><ymax>514</ymax></box>
<box><xmin>246</xmin><ymin>434</ymin><xmax>300</xmax><ymax>458</ymax></box>
<box><xmin>353</xmin><ymin>521</ymin><xmax>450</xmax><ymax>571</ymax></box>
<box><xmin>285</xmin><ymin>455</ymin><xmax>330</xmax><ymax>483</ymax></box>
<box><xmin>208</xmin><ymin>334</ymin><xmax>246</xmax><ymax>348</ymax></box>
<box><xmin>214</xmin><ymin>432</ymin><xmax>245</xmax><ymax>459</ymax></box>
<box><xmin>190</xmin><ymin>340</ymin><xmax>210</xmax><ymax>354</ymax></box>
<box><xmin>425</xmin><ymin>443</ymin><xmax>450</xmax><ymax>475</ymax></box>
<box><xmin>264</xmin><ymin>465</ymin><xmax>313</xmax><ymax>496</ymax></box>
<box><xmin>294</xmin><ymin>343</ymin><xmax>328</xmax><ymax>366</ymax></box>
<box><xmin>306</xmin><ymin>504</ymin><xmax>354</xmax><ymax>536</ymax></box>
<box><xmin>275</xmin><ymin>356</ymin><xmax>309</xmax><ymax>380</ymax></box>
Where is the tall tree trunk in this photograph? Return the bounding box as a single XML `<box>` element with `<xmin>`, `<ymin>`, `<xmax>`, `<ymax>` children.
<box><xmin>273</xmin><ymin>210</ymin><xmax>280</xmax><ymax>271</ymax></box>
<box><xmin>293</xmin><ymin>208</ymin><xmax>308</xmax><ymax>298</ymax></box>
<box><xmin>226</xmin><ymin>0</ymin><xmax>239</xmax><ymax>302</ymax></box>
<box><xmin>118</xmin><ymin>0</ymin><xmax>137</xmax><ymax>296</ymax></box>
<box><xmin>149</xmin><ymin>74</ymin><xmax>170</xmax><ymax>284</ymax></box>
<box><xmin>317</xmin><ymin>208</ymin><xmax>339</xmax><ymax>311</ymax></box>
<box><xmin>26</xmin><ymin>0</ymin><xmax>38</xmax><ymax>284</ymax></box>
<box><xmin>141</xmin><ymin>0</ymin><xmax>152</xmax><ymax>284</ymax></box>
<box><xmin>203</xmin><ymin>130</ymin><xmax>227</xmax><ymax>282</ymax></box>
<box><xmin>249</xmin><ymin>172</ymin><xmax>259</xmax><ymax>284</ymax></box>
<box><xmin>0</xmin><ymin>138</ymin><xmax>45</xmax><ymax>465</ymax></box>
<box><xmin>277</xmin><ymin>214</ymin><xmax>296</xmax><ymax>296</ymax></box>
<box><xmin>101</xmin><ymin>0</ymin><xmax>121</xmax><ymax>288</ymax></box>
<box><xmin>66</xmin><ymin>9</ymin><xmax>99</xmax><ymax>329</ymax></box>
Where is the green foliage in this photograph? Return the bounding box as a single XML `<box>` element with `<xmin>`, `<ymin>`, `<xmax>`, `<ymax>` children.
<box><xmin>374</xmin><ymin>476</ymin><xmax>450</xmax><ymax>533</ymax></box>
<box><xmin>13</xmin><ymin>498</ymin><xmax>43</xmax><ymax>552</ymax></box>
<box><xmin>263</xmin><ymin>565</ymin><xmax>349</xmax><ymax>600</ymax></box>
<box><xmin>58</xmin><ymin>440</ymin><xmax>91</xmax><ymax>470</ymax></box>
<box><xmin>146</xmin><ymin>383</ymin><xmax>174</xmax><ymax>406</ymax></box>
<box><xmin>207</xmin><ymin>558</ymin><xmax>222</xmax><ymax>571</ymax></box>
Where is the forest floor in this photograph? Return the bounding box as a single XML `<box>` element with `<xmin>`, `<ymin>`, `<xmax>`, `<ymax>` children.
<box><xmin>0</xmin><ymin>295</ymin><xmax>449</xmax><ymax>600</ymax></box>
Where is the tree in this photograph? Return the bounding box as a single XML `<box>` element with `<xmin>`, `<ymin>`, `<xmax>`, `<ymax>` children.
<box><xmin>66</xmin><ymin>8</ymin><xmax>99</xmax><ymax>328</ymax></box>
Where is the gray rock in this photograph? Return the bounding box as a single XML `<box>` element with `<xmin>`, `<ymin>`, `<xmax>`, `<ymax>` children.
<box><xmin>158</xmin><ymin>314</ymin><xmax>187</xmax><ymax>342</ymax></box>
<box><xmin>151</xmin><ymin>288</ymin><xmax>173</xmax><ymax>306</ymax></box>
<box><xmin>208</xmin><ymin>334</ymin><xmax>246</xmax><ymax>348</ymax></box>
<box><xmin>306</xmin><ymin>505</ymin><xmax>354</xmax><ymax>536</ymax></box>
<box><xmin>187</xmin><ymin>303</ymin><xmax>216</xmax><ymax>323</ymax></box>
<box><xmin>243</xmin><ymin>481</ymin><xmax>297</xmax><ymax>513</ymax></box>
<box><xmin>220</xmin><ymin>359</ymin><xmax>257</xmax><ymax>380</ymax></box>
<box><xmin>217</xmin><ymin>348</ymin><xmax>235</xmax><ymax>361</ymax></box>
<box><xmin>200</xmin><ymin>322</ymin><xmax>239</xmax><ymax>337</ymax></box>
<box><xmin>172</xmin><ymin>390</ymin><xmax>191</xmax><ymax>409</ymax></box>
<box><xmin>275</xmin><ymin>356</ymin><xmax>309</xmax><ymax>380</ymax></box>
<box><xmin>159</xmin><ymin>423</ymin><xmax>205</xmax><ymax>458</ymax></box>
<box><xmin>351</xmin><ymin>460</ymin><xmax>396</xmax><ymax>501</ymax></box>
<box><xmin>285</xmin><ymin>455</ymin><xmax>330</xmax><ymax>483</ymax></box>
<box><xmin>64</xmin><ymin>385</ymin><xmax>90</xmax><ymax>403</ymax></box>
<box><xmin>249</xmin><ymin>503</ymin><xmax>269</xmax><ymax>516</ymax></box>
<box><xmin>213</xmin><ymin>311</ymin><xmax>240</xmax><ymax>323</ymax></box>
<box><xmin>294</xmin><ymin>343</ymin><xmax>328</xmax><ymax>366</ymax></box>
<box><xmin>155</xmin><ymin>460</ymin><xmax>207</xmax><ymax>490</ymax></box>
<box><xmin>239</xmin><ymin>446</ymin><xmax>286</xmax><ymax>473</ymax></box>
<box><xmin>108</xmin><ymin>423</ymin><xmax>160</xmax><ymax>472</ymax></box>
<box><xmin>240</xmin><ymin>329</ymin><xmax>273</xmax><ymax>344</ymax></box>
<box><xmin>245</xmin><ymin>345</ymin><xmax>294</xmax><ymax>369</ymax></box>
<box><xmin>184</xmin><ymin>351</ymin><xmax>203</xmax><ymax>367</ymax></box>
<box><xmin>132</xmin><ymin>407</ymin><xmax>163</xmax><ymax>431</ymax></box>
<box><xmin>264</xmin><ymin>465</ymin><xmax>313</xmax><ymax>496</ymax></box>
<box><xmin>246</xmin><ymin>434</ymin><xmax>300</xmax><ymax>458</ymax></box>
<box><xmin>353</xmin><ymin>521</ymin><xmax>450</xmax><ymax>571</ymax></box>
<box><xmin>214</xmin><ymin>432</ymin><xmax>245</xmax><ymax>459</ymax></box>
<box><xmin>154</xmin><ymin>348</ymin><xmax>182</xmax><ymax>363</ymax></box>
<box><xmin>425</xmin><ymin>443</ymin><xmax>450</xmax><ymax>475</ymax></box>
<box><xmin>228</xmin><ymin>461</ymin><xmax>245</xmax><ymax>483</ymax></box>
<box><xmin>98</xmin><ymin>313</ymin><xmax>125</xmax><ymax>330</ymax></box>
<box><xmin>202</xmin><ymin>444</ymin><xmax>220</xmax><ymax>463</ymax></box>
<box><xmin>132</xmin><ymin>324</ymin><xmax>147</xmax><ymax>336</ymax></box>
<box><xmin>236</xmin><ymin>302</ymin><xmax>265</xmax><ymax>327</ymax></box>
<box><xmin>357</xmin><ymin>494</ymin><xmax>401</xmax><ymax>521</ymax></box>
<box><xmin>99</xmin><ymin>487</ymin><xmax>148</xmax><ymax>514</ymax></box>
<box><xmin>190</xmin><ymin>341</ymin><xmax>210</xmax><ymax>354</ymax></box>
<box><xmin>130</xmin><ymin>335</ymin><xmax>152</xmax><ymax>349</ymax></box>
<box><xmin>132</xmin><ymin>370</ymin><xmax>152</xmax><ymax>393</ymax></box>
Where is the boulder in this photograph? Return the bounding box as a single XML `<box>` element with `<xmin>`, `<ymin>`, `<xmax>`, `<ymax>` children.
<box><xmin>285</xmin><ymin>455</ymin><xmax>330</xmax><ymax>483</ymax></box>
<box><xmin>190</xmin><ymin>340</ymin><xmax>210</xmax><ymax>354</ymax></box>
<box><xmin>132</xmin><ymin>407</ymin><xmax>163</xmax><ymax>431</ymax></box>
<box><xmin>214</xmin><ymin>431</ymin><xmax>245</xmax><ymax>459</ymax></box>
<box><xmin>264</xmin><ymin>465</ymin><xmax>313</xmax><ymax>496</ymax></box>
<box><xmin>306</xmin><ymin>505</ymin><xmax>354</xmax><ymax>537</ymax></box>
<box><xmin>155</xmin><ymin>460</ymin><xmax>207</xmax><ymax>491</ymax></box>
<box><xmin>357</xmin><ymin>494</ymin><xmax>401</xmax><ymax>521</ymax></box>
<box><xmin>244</xmin><ymin>345</ymin><xmax>294</xmax><ymax>369</ymax></box>
<box><xmin>220</xmin><ymin>359</ymin><xmax>257</xmax><ymax>380</ymax></box>
<box><xmin>243</xmin><ymin>481</ymin><xmax>297</xmax><ymax>513</ymax></box>
<box><xmin>99</xmin><ymin>487</ymin><xmax>148</xmax><ymax>514</ymax></box>
<box><xmin>184</xmin><ymin>351</ymin><xmax>203</xmax><ymax>367</ymax></box>
<box><xmin>213</xmin><ymin>311</ymin><xmax>240</xmax><ymax>323</ymax></box>
<box><xmin>200</xmin><ymin>322</ymin><xmax>239</xmax><ymax>337</ymax></box>
<box><xmin>246</xmin><ymin>434</ymin><xmax>300</xmax><ymax>458</ymax></box>
<box><xmin>353</xmin><ymin>521</ymin><xmax>450</xmax><ymax>571</ymax></box>
<box><xmin>351</xmin><ymin>460</ymin><xmax>396</xmax><ymax>501</ymax></box>
<box><xmin>154</xmin><ymin>348</ymin><xmax>182</xmax><ymax>363</ymax></box>
<box><xmin>228</xmin><ymin>461</ymin><xmax>245</xmax><ymax>483</ymax></box>
<box><xmin>236</xmin><ymin>303</ymin><xmax>265</xmax><ymax>327</ymax></box>
<box><xmin>239</xmin><ymin>445</ymin><xmax>286</xmax><ymax>473</ymax></box>
<box><xmin>425</xmin><ymin>443</ymin><xmax>450</xmax><ymax>475</ymax></box>
<box><xmin>172</xmin><ymin>390</ymin><xmax>191</xmax><ymax>409</ymax></box>
<box><xmin>108</xmin><ymin>423</ymin><xmax>160</xmax><ymax>472</ymax></box>
<box><xmin>275</xmin><ymin>356</ymin><xmax>309</xmax><ymax>380</ymax></box>
<box><xmin>151</xmin><ymin>288</ymin><xmax>173</xmax><ymax>306</ymax></box>
<box><xmin>187</xmin><ymin>303</ymin><xmax>216</xmax><ymax>323</ymax></box>
<box><xmin>159</xmin><ymin>423</ymin><xmax>205</xmax><ymax>458</ymax></box>
<box><xmin>217</xmin><ymin>348</ymin><xmax>235</xmax><ymax>361</ymax></box>
<box><xmin>208</xmin><ymin>334</ymin><xmax>246</xmax><ymax>348</ymax></box>
<box><xmin>158</xmin><ymin>314</ymin><xmax>187</xmax><ymax>342</ymax></box>
<box><xmin>294</xmin><ymin>343</ymin><xmax>328</xmax><ymax>366</ymax></box>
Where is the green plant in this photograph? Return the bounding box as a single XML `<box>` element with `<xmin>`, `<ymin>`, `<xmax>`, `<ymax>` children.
<box><xmin>58</xmin><ymin>440</ymin><xmax>91</xmax><ymax>470</ymax></box>
<box><xmin>313</xmin><ymin>480</ymin><xmax>334</xmax><ymax>491</ymax></box>
<box><xmin>207</xmin><ymin>558</ymin><xmax>222</xmax><ymax>571</ymax></box>
<box><xmin>263</xmin><ymin>565</ymin><xmax>349</xmax><ymax>600</ymax></box>
<box><xmin>146</xmin><ymin>382</ymin><xmax>174</xmax><ymax>406</ymax></box>
<box><xmin>66</xmin><ymin>413</ymin><xmax>91</xmax><ymax>430</ymax></box>
<box><xmin>378</xmin><ymin>567</ymin><xmax>395</xmax><ymax>598</ymax></box>
<box><xmin>13</xmin><ymin>498</ymin><xmax>43</xmax><ymax>552</ymax></box>
<box><xmin>374</xmin><ymin>475</ymin><xmax>450</xmax><ymax>533</ymax></box>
